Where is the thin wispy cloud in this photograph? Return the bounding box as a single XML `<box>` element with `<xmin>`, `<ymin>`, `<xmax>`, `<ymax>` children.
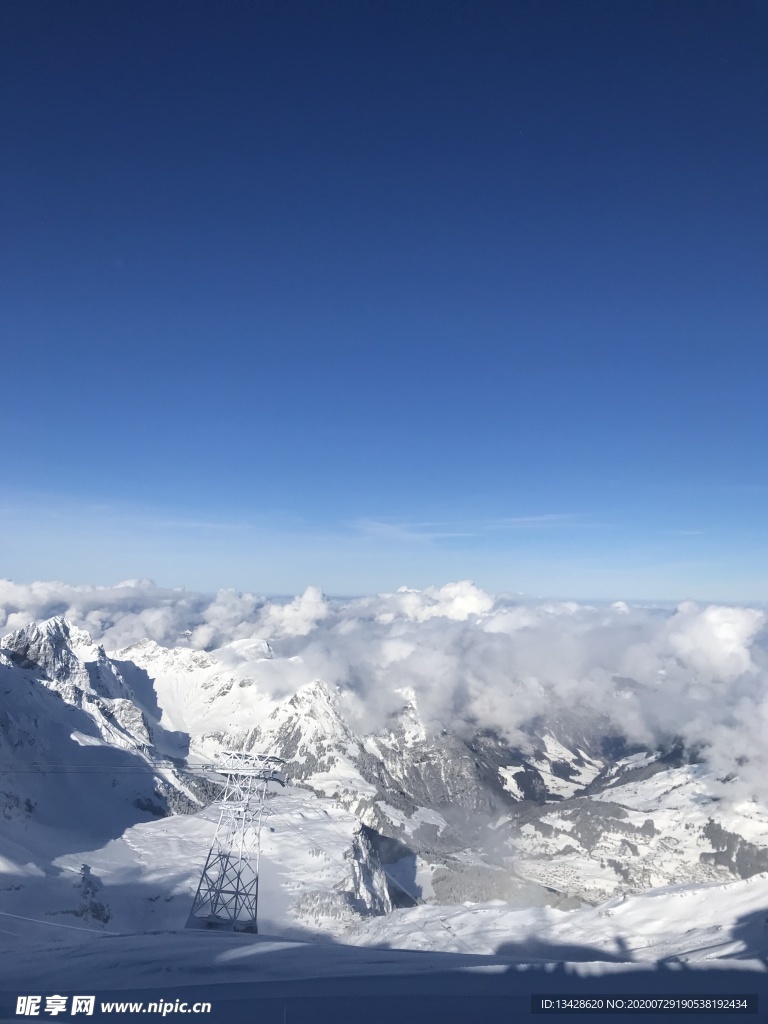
<box><xmin>350</xmin><ymin>519</ymin><xmax>478</xmax><ymax>543</ymax></box>
<box><xmin>350</xmin><ymin>513</ymin><xmax>585</xmax><ymax>542</ymax></box>
<box><xmin>482</xmin><ymin>514</ymin><xmax>585</xmax><ymax>530</ymax></box>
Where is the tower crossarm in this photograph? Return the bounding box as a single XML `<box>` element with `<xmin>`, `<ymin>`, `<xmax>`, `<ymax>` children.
<box><xmin>186</xmin><ymin>752</ymin><xmax>289</xmax><ymax>788</ymax></box>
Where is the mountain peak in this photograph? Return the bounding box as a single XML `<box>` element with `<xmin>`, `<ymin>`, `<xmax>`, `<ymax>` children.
<box><xmin>290</xmin><ymin>678</ymin><xmax>339</xmax><ymax>707</ymax></box>
<box><xmin>1</xmin><ymin>617</ymin><xmax>136</xmax><ymax>708</ymax></box>
<box><xmin>255</xmin><ymin>679</ymin><xmax>355</xmax><ymax>757</ymax></box>
<box><xmin>2</xmin><ymin>616</ymin><xmax>98</xmax><ymax>676</ymax></box>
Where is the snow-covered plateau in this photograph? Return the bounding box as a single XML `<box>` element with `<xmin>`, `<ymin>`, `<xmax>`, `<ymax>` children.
<box><xmin>2</xmin><ymin>588</ymin><xmax>768</xmax><ymax>1020</ymax></box>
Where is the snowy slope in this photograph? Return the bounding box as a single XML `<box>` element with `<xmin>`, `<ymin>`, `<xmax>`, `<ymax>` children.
<box><xmin>0</xmin><ymin>621</ymin><xmax>197</xmax><ymax>871</ymax></box>
<box><xmin>3</xmin><ymin>872</ymin><xmax>768</xmax><ymax>1006</ymax></box>
<box><xmin>0</xmin><ymin>787</ymin><xmax>390</xmax><ymax>943</ymax></box>
<box><xmin>113</xmin><ymin>637</ymin><xmax>275</xmax><ymax>749</ymax></box>
<box><xmin>348</xmin><ymin>871</ymin><xmax>768</xmax><ymax>962</ymax></box>
<box><xmin>5</xmin><ymin>927</ymin><xmax>766</xmax><ymax>1024</ymax></box>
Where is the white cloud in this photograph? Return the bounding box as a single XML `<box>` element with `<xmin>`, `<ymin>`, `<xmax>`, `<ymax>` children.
<box><xmin>2</xmin><ymin>578</ymin><xmax>768</xmax><ymax>797</ymax></box>
<box><xmin>667</xmin><ymin>603</ymin><xmax>764</xmax><ymax>683</ymax></box>
<box><xmin>258</xmin><ymin>585</ymin><xmax>331</xmax><ymax>638</ymax></box>
<box><xmin>386</xmin><ymin>581</ymin><xmax>494</xmax><ymax>622</ymax></box>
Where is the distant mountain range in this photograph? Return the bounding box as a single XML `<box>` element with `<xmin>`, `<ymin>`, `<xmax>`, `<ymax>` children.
<box><xmin>2</xmin><ymin>615</ymin><xmax>768</xmax><ymax>959</ymax></box>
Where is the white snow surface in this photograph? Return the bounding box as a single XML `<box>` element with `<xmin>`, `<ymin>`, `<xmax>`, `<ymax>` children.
<box><xmin>2</xmin><ymin>871</ymin><xmax>768</xmax><ymax>992</ymax></box>
<box><xmin>348</xmin><ymin>872</ymin><xmax>768</xmax><ymax>961</ymax></box>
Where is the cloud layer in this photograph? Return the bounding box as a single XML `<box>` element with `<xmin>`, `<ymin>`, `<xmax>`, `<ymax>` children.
<box><xmin>1</xmin><ymin>578</ymin><xmax>767</xmax><ymax>796</ymax></box>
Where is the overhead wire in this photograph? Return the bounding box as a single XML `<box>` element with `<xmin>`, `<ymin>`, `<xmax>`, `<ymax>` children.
<box><xmin>0</xmin><ymin>761</ymin><xmax>227</xmax><ymax>775</ymax></box>
<box><xmin>0</xmin><ymin>907</ymin><xmax>121</xmax><ymax>936</ymax></box>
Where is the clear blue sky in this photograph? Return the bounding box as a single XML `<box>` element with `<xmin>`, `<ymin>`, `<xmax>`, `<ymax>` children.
<box><xmin>1</xmin><ymin>0</ymin><xmax>766</xmax><ymax>600</ymax></box>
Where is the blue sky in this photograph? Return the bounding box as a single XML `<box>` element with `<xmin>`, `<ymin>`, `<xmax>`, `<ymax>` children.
<box><xmin>1</xmin><ymin>0</ymin><xmax>766</xmax><ymax>600</ymax></box>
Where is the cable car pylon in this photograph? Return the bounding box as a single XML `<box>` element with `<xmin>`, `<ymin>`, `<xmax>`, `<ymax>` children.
<box><xmin>186</xmin><ymin>751</ymin><xmax>288</xmax><ymax>934</ymax></box>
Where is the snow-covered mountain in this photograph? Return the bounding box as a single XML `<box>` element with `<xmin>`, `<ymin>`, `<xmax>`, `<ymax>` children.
<box><xmin>2</xmin><ymin>614</ymin><xmax>768</xmax><ymax>967</ymax></box>
<box><xmin>0</xmin><ymin>619</ymin><xmax>196</xmax><ymax>844</ymax></box>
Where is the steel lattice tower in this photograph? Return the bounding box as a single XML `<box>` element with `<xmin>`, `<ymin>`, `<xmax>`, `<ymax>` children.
<box><xmin>186</xmin><ymin>751</ymin><xmax>288</xmax><ymax>933</ymax></box>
